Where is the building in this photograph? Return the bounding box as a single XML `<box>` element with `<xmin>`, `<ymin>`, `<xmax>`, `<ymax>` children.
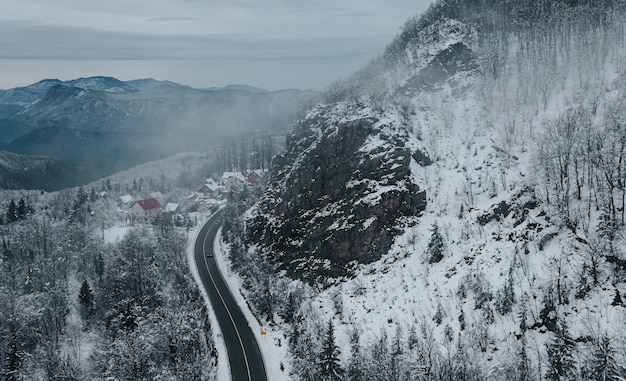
<box><xmin>247</xmin><ymin>171</ymin><xmax>261</xmax><ymax>186</ymax></box>
<box><xmin>165</xmin><ymin>203</ymin><xmax>179</xmax><ymax>213</ymax></box>
<box><xmin>130</xmin><ymin>198</ymin><xmax>162</xmax><ymax>218</ymax></box>
<box><xmin>197</xmin><ymin>179</ymin><xmax>222</xmax><ymax>199</ymax></box>
<box><xmin>220</xmin><ymin>172</ymin><xmax>246</xmax><ymax>193</ymax></box>
<box><xmin>120</xmin><ymin>194</ymin><xmax>134</xmax><ymax>205</ymax></box>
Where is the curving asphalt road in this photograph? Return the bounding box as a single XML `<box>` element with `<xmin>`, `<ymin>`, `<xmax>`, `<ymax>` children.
<box><xmin>194</xmin><ymin>210</ymin><xmax>267</xmax><ymax>381</ymax></box>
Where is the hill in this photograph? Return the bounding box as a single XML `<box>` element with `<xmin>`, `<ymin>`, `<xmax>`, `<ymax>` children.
<box><xmin>231</xmin><ymin>0</ymin><xmax>626</xmax><ymax>379</ymax></box>
<box><xmin>0</xmin><ymin>77</ymin><xmax>319</xmax><ymax>190</ymax></box>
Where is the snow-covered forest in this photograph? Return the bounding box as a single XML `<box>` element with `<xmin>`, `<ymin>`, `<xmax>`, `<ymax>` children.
<box><xmin>0</xmin><ymin>153</ymin><xmax>222</xmax><ymax>380</ymax></box>
<box><xmin>220</xmin><ymin>0</ymin><xmax>626</xmax><ymax>380</ymax></box>
<box><xmin>3</xmin><ymin>0</ymin><xmax>626</xmax><ymax>380</ymax></box>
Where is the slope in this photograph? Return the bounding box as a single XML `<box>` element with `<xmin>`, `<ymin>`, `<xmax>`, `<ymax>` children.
<box><xmin>239</xmin><ymin>0</ymin><xmax>626</xmax><ymax>378</ymax></box>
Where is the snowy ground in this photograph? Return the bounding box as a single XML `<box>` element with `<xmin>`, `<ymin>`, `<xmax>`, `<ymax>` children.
<box><xmin>103</xmin><ymin>225</ymin><xmax>131</xmax><ymax>244</ymax></box>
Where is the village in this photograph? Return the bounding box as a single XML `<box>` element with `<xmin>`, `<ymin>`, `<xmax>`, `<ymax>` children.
<box><xmin>114</xmin><ymin>170</ymin><xmax>264</xmax><ymax>226</ymax></box>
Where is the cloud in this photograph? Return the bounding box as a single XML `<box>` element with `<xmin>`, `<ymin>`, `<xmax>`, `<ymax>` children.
<box><xmin>0</xmin><ymin>21</ymin><xmax>387</xmax><ymax>61</ymax></box>
<box><xmin>146</xmin><ymin>16</ymin><xmax>206</xmax><ymax>22</ymax></box>
<box><xmin>0</xmin><ymin>0</ymin><xmax>435</xmax><ymax>89</ymax></box>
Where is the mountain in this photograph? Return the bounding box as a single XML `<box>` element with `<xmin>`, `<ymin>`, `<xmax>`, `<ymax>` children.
<box><xmin>65</xmin><ymin>76</ymin><xmax>139</xmax><ymax>94</ymax></box>
<box><xmin>0</xmin><ymin>76</ymin><xmax>320</xmax><ymax>190</ymax></box>
<box><xmin>240</xmin><ymin>0</ymin><xmax>626</xmax><ymax>378</ymax></box>
<box><xmin>14</xmin><ymin>85</ymin><xmax>130</xmax><ymax>131</ymax></box>
<box><xmin>0</xmin><ymin>119</ymin><xmax>32</xmax><ymax>143</ymax></box>
<box><xmin>0</xmin><ymin>79</ymin><xmax>62</xmax><ymax>107</ymax></box>
<box><xmin>205</xmin><ymin>84</ymin><xmax>269</xmax><ymax>93</ymax></box>
<box><xmin>125</xmin><ymin>78</ymin><xmax>188</xmax><ymax>90</ymax></box>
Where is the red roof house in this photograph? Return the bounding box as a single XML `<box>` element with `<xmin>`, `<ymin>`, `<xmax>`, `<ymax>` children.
<box><xmin>130</xmin><ymin>197</ymin><xmax>162</xmax><ymax>218</ymax></box>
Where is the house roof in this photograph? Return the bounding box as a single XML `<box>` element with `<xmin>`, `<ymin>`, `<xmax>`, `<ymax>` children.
<box><xmin>165</xmin><ymin>203</ymin><xmax>179</xmax><ymax>213</ymax></box>
<box><xmin>220</xmin><ymin>171</ymin><xmax>246</xmax><ymax>183</ymax></box>
<box><xmin>199</xmin><ymin>181</ymin><xmax>221</xmax><ymax>192</ymax></box>
<box><xmin>120</xmin><ymin>195</ymin><xmax>134</xmax><ymax>203</ymax></box>
<box><xmin>135</xmin><ymin>198</ymin><xmax>161</xmax><ymax>211</ymax></box>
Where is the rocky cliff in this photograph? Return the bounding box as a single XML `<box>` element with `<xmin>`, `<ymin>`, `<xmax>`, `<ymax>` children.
<box><xmin>248</xmin><ymin>102</ymin><xmax>429</xmax><ymax>281</ymax></box>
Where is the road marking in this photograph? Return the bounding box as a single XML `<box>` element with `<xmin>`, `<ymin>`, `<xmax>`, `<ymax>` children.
<box><xmin>201</xmin><ymin>217</ymin><xmax>252</xmax><ymax>381</ymax></box>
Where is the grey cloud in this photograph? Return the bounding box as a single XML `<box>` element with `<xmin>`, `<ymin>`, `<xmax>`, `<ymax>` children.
<box><xmin>0</xmin><ymin>22</ymin><xmax>386</xmax><ymax>61</ymax></box>
<box><xmin>146</xmin><ymin>16</ymin><xmax>206</xmax><ymax>22</ymax></box>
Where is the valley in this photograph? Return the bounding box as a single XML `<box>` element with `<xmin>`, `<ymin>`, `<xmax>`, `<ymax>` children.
<box><xmin>2</xmin><ymin>0</ymin><xmax>626</xmax><ymax>380</ymax></box>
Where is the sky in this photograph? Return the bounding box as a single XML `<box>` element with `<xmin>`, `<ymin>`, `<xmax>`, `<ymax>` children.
<box><xmin>0</xmin><ymin>0</ymin><xmax>435</xmax><ymax>91</ymax></box>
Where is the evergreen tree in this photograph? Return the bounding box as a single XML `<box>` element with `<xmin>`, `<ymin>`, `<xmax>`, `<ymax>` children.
<box><xmin>426</xmin><ymin>221</ymin><xmax>445</xmax><ymax>264</ymax></box>
<box><xmin>517</xmin><ymin>333</ymin><xmax>530</xmax><ymax>381</ymax></box>
<box><xmin>540</xmin><ymin>286</ymin><xmax>558</xmax><ymax>331</ymax></box>
<box><xmin>545</xmin><ymin>319</ymin><xmax>576</xmax><ymax>381</ymax></box>
<box><xmin>2</xmin><ymin>239</ymin><xmax>13</xmax><ymax>264</ymax></box>
<box><xmin>347</xmin><ymin>327</ymin><xmax>365</xmax><ymax>381</ymax></box>
<box><xmin>319</xmin><ymin>319</ymin><xmax>344</xmax><ymax>381</ymax></box>
<box><xmin>6</xmin><ymin>199</ymin><xmax>17</xmax><ymax>223</ymax></box>
<box><xmin>582</xmin><ymin>336</ymin><xmax>623</xmax><ymax>381</ymax></box>
<box><xmin>78</xmin><ymin>279</ymin><xmax>95</xmax><ymax>322</ymax></box>
<box><xmin>16</xmin><ymin>198</ymin><xmax>27</xmax><ymax>219</ymax></box>
<box><xmin>496</xmin><ymin>268</ymin><xmax>516</xmax><ymax>315</ymax></box>
<box><xmin>4</xmin><ymin>325</ymin><xmax>21</xmax><ymax>381</ymax></box>
<box><xmin>94</xmin><ymin>252</ymin><xmax>105</xmax><ymax>279</ymax></box>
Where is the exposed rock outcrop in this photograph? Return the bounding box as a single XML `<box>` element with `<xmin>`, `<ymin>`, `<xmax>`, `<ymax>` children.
<box><xmin>248</xmin><ymin>103</ymin><xmax>428</xmax><ymax>281</ymax></box>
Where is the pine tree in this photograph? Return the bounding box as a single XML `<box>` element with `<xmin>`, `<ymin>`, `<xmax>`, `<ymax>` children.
<box><xmin>94</xmin><ymin>252</ymin><xmax>105</xmax><ymax>279</ymax></box>
<box><xmin>6</xmin><ymin>199</ymin><xmax>17</xmax><ymax>223</ymax></box>
<box><xmin>16</xmin><ymin>198</ymin><xmax>27</xmax><ymax>219</ymax></box>
<box><xmin>426</xmin><ymin>221</ymin><xmax>445</xmax><ymax>264</ymax></box>
<box><xmin>2</xmin><ymin>239</ymin><xmax>13</xmax><ymax>264</ymax></box>
<box><xmin>347</xmin><ymin>327</ymin><xmax>365</xmax><ymax>381</ymax></box>
<box><xmin>5</xmin><ymin>328</ymin><xmax>21</xmax><ymax>381</ymax></box>
<box><xmin>319</xmin><ymin>320</ymin><xmax>344</xmax><ymax>381</ymax></box>
<box><xmin>496</xmin><ymin>268</ymin><xmax>516</xmax><ymax>315</ymax></box>
<box><xmin>583</xmin><ymin>336</ymin><xmax>622</xmax><ymax>381</ymax></box>
<box><xmin>545</xmin><ymin>319</ymin><xmax>575</xmax><ymax>381</ymax></box>
<box><xmin>78</xmin><ymin>279</ymin><xmax>95</xmax><ymax>322</ymax></box>
<box><xmin>517</xmin><ymin>303</ymin><xmax>531</xmax><ymax>381</ymax></box>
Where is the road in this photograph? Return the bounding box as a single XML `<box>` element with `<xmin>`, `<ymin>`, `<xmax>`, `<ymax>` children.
<box><xmin>194</xmin><ymin>211</ymin><xmax>267</xmax><ymax>381</ymax></box>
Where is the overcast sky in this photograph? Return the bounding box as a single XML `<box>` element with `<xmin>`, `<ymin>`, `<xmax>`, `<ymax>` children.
<box><xmin>0</xmin><ymin>0</ymin><xmax>434</xmax><ymax>91</ymax></box>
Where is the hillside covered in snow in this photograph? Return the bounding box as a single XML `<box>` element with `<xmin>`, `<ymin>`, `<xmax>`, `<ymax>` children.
<box><xmin>222</xmin><ymin>0</ymin><xmax>626</xmax><ymax>379</ymax></box>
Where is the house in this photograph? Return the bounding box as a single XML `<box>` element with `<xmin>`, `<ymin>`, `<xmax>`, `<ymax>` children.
<box><xmin>220</xmin><ymin>172</ymin><xmax>246</xmax><ymax>193</ymax></box>
<box><xmin>247</xmin><ymin>171</ymin><xmax>261</xmax><ymax>186</ymax></box>
<box><xmin>130</xmin><ymin>198</ymin><xmax>162</xmax><ymax>218</ymax></box>
<box><xmin>165</xmin><ymin>203</ymin><xmax>179</xmax><ymax>213</ymax></box>
<box><xmin>220</xmin><ymin>172</ymin><xmax>246</xmax><ymax>185</ymax></box>
<box><xmin>120</xmin><ymin>194</ymin><xmax>134</xmax><ymax>205</ymax></box>
<box><xmin>197</xmin><ymin>179</ymin><xmax>222</xmax><ymax>199</ymax></box>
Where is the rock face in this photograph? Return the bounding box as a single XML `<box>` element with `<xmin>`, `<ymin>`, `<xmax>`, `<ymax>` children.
<box><xmin>248</xmin><ymin>102</ymin><xmax>428</xmax><ymax>281</ymax></box>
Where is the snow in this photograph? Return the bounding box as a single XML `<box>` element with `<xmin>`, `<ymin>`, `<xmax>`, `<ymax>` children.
<box><xmin>237</xmin><ymin>13</ymin><xmax>626</xmax><ymax>375</ymax></box>
<box><xmin>119</xmin><ymin>194</ymin><xmax>134</xmax><ymax>204</ymax></box>
<box><xmin>103</xmin><ymin>225</ymin><xmax>131</xmax><ymax>244</ymax></box>
<box><xmin>165</xmin><ymin>203</ymin><xmax>179</xmax><ymax>212</ymax></box>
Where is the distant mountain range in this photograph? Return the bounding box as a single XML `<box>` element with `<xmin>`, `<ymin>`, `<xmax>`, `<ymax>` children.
<box><xmin>0</xmin><ymin>76</ymin><xmax>319</xmax><ymax>190</ymax></box>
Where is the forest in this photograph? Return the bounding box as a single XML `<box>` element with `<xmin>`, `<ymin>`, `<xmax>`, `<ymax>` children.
<box><xmin>0</xmin><ymin>157</ymin><xmax>219</xmax><ymax>380</ymax></box>
<box><xmin>2</xmin><ymin>0</ymin><xmax>626</xmax><ymax>379</ymax></box>
<box><xmin>220</xmin><ymin>0</ymin><xmax>626</xmax><ymax>380</ymax></box>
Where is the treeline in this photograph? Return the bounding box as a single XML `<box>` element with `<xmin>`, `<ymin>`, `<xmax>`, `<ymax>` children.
<box><xmin>326</xmin><ymin>0</ymin><xmax>625</xmax><ymax>105</ymax></box>
<box><xmin>205</xmin><ymin>135</ymin><xmax>279</xmax><ymax>177</ymax></box>
<box><xmin>0</xmin><ymin>189</ymin><xmax>216</xmax><ymax>380</ymax></box>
